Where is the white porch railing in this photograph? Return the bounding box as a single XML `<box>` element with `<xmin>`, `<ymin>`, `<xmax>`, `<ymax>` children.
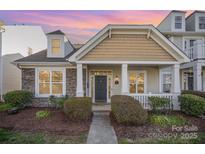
<box><xmin>129</xmin><ymin>93</ymin><xmax>180</xmax><ymax>110</ymax></box>
<box><xmin>184</xmin><ymin>42</ymin><xmax>205</xmax><ymax>60</ymax></box>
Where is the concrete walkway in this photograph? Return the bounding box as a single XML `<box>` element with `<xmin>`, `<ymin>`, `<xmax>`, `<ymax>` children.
<box><xmin>87</xmin><ymin>112</ymin><xmax>118</xmax><ymax>144</ymax></box>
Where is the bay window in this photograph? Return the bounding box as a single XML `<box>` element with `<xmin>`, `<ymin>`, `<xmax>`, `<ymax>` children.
<box><xmin>36</xmin><ymin>68</ymin><xmax>65</xmax><ymax>97</ymax></box>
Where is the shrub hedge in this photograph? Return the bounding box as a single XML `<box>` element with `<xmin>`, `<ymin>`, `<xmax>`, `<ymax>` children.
<box><xmin>181</xmin><ymin>90</ymin><xmax>205</xmax><ymax>99</ymax></box>
<box><xmin>179</xmin><ymin>94</ymin><xmax>205</xmax><ymax>116</ymax></box>
<box><xmin>111</xmin><ymin>95</ymin><xmax>148</xmax><ymax>125</ymax></box>
<box><xmin>148</xmin><ymin>96</ymin><xmax>171</xmax><ymax>113</ymax></box>
<box><xmin>3</xmin><ymin>90</ymin><xmax>32</xmax><ymax>108</ymax></box>
<box><xmin>63</xmin><ymin>97</ymin><xmax>92</xmax><ymax>121</ymax></box>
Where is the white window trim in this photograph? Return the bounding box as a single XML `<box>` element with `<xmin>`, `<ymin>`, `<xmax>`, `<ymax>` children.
<box><xmin>35</xmin><ymin>67</ymin><xmax>66</xmax><ymax>97</ymax></box>
<box><xmin>174</xmin><ymin>16</ymin><xmax>182</xmax><ymax>30</ymax></box>
<box><xmin>160</xmin><ymin>71</ymin><xmax>172</xmax><ymax>94</ymax></box>
<box><xmin>197</xmin><ymin>16</ymin><xmax>205</xmax><ymax>31</ymax></box>
<box><xmin>128</xmin><ymin>70</ymin><xmax>147</xmax><ymax>94</ymax></box>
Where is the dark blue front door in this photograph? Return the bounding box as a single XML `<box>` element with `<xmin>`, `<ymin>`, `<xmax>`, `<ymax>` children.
<box><xmin>95</xmin><ymin>76</ymin><xmax>107</xmax><ymax>102</ymax></box>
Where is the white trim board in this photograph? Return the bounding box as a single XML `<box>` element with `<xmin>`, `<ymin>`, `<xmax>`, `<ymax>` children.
<box><xmin>77</xmin><ymin>61</ymin><xmax>180</xmax><ymax>65</ymax></box>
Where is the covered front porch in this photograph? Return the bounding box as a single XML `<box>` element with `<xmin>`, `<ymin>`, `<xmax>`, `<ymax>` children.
<box><xmin>75</xmin><ymin>62</ymin><xmax>181</xmax><ymax>110</ymax></box>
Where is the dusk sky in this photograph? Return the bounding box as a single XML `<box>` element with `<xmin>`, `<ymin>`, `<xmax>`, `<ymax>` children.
<box><xmin>0</xmin><ymin>10</ymin><xmax>194</xmax><ymax>43</ymax></box>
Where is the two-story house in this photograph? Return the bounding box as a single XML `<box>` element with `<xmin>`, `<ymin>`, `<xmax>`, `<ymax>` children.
<box><xmin>158</xmin><ymin>10</ymin><xmax>205</xmax><ymax>92</ymax></box>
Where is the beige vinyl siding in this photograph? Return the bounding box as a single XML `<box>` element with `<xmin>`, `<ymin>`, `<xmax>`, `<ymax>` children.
<box><xmin>80</xmin><ymin>34</ymin><xmax>177</xmax><ymax>61</ymax></box>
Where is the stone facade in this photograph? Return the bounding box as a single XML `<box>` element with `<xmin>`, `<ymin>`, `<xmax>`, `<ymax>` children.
<box><xmin>21</xmin><ymin>68</ymin><xmax>87</xmax><ymax>107</ymax></box>
<box><xmin>22</xmin><ymin>68</ymin><xmax>35</xmax><ymax>96</ymax></box>
<box><xmin>66</xmin><ymin>68</ymin><xmax>86</xmax><ymax>97</ymax></box>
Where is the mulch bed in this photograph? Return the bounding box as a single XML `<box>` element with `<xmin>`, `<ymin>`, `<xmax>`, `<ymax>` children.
<box><xmin>0</xmin><ymin>107</ymin><xmax>91</xmax><ymax>136</ymax></box>
<box><xmin>111</xmin><ymin>112</ymin><xmax>205</xmax><ymax>139</ymax></box>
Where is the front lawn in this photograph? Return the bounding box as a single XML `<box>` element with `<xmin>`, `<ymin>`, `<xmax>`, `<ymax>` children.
<box><xmin>0</xmin><ymin>128</ymin><xmax>87</xmax><ymax>144</ymax></box>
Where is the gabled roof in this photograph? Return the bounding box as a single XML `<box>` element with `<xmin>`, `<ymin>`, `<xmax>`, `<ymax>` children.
<box><xmin>68</xmin><ymin>24</ymin><xmax>190</xmax><ymax>63</ymax></box>
<box><xmin>47</xmin><ymin>30</ymin><xmax>65</xmax><ymax>35</ymax></box>
<box><xmin>186</xmin><ymin>10</ymin><xmax>205</xmax><ymax>20</ymax></box>
<box><xmin>157</xmin><ymin>10</ymin><xmax>186</xmax><ymax>27</ymax></box>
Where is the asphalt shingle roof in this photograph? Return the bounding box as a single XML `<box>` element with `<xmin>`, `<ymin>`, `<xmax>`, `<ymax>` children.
<box><xmin>46</xmin><ymin>30</ymin><xmax>65</xmax><ymax>35</ymax></box>
<box><xmin>14</xmin><ymin>49</ymin><xmax>76</xmax><ymax>63</ymax></box>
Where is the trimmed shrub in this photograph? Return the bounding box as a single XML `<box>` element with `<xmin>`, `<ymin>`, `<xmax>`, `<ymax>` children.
<box><xmin>111</xmin><ymin>95</ymin><xmax>148</xmax><ymax>125</ymax></box>
<box><xmin>179</xmin><ymin>94</ymin><xmax>205</xmax><ymax>116</ymax></box>
<box><xmin>3</xmin><ymin>90</ymin><xmax>32</xmax><ymax>108</ymax></box>
<box><xmin>63</xmin><ymin>97</ymin><xmax>92</xmax><ymax>121</ymax></box>
<box><xmin>181</xmin><ymin>90</ymin><xmax>205</xmax><ymax>99</ymax></box>
<box><xmin>48</xmin><ymin>95</ymin><xmax>68</xmax><ymax>108</ymax></box>
<box><xmin>148</xmin><ymin>96</ymin><xmax>171</xmax><ymax>113</ymax></box>
<box><xmin>36</xmin><ymin>110</ymin><xmax>50</xmax><ymax>119</ymax></box>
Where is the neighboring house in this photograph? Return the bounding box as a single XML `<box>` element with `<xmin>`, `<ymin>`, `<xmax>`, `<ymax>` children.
<box><xmin>14</xmin><ymin>25</ymin><xmax>189</xmax><ymax>109</ymax></box>
<box><xmin>1</xmin><ymin>53</ymin><xmax>23</xmax><ymax>94</ymax></box>
<box><xmin>0</xmin><ymin>25</ymin><xmax>47</xmax><ymax>98</ymax></box>
<box><xmin>158</xmin><ymin>10</ymin><xmax>205</xmax><ymax>92</ymax></box>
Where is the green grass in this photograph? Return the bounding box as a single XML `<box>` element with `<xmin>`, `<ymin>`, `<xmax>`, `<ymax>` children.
<box><xmin>0</xmin><ymin>128</ymin><xmax>87</xmax><ymax>144</ymax></box>
<box><xmin>119</xmin><ymin>132</ymin><xmax>205</xmax><ymax>144</ymax></box>
<box><xmin>0</xmin><ymin>103</ymin><xmax>14</xmax><ymax>112</ymax></box>
<box><xmin>36</xmin><ymin>110</ymin><xmax>50</xmax><ymax>119</ymax></box>
<box><xmin>149</xmin><ymin>115</ymin><xmax>187</xmax><ymax>127</ymax></box>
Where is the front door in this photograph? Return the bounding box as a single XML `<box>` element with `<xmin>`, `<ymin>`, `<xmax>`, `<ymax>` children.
<box><xmin>95</xmin><ymin>76</ymin><xmax>107</xmax><ymax>102</ymax></box>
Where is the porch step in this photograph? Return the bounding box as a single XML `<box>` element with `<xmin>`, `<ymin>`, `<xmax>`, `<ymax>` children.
<box><xmin>92</xmin><ymin>104</ymin><xmax>111</xmax><ymax>112</ymax></box>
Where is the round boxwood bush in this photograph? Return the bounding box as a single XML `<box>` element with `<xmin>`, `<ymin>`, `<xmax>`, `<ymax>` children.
<box><xmin>3</xmin><ymin>90</ymin><xmax>32</xmax><ymax>108</ymax></box>
<box><xmin>179</xmin><ymin>94</ymin><xmax>205</xmax><ymax>116</ymax></box>
<box><xmin>111</xmin><ymin>95</ymin><xmax>148</xmax><ymax>125</ymax></box>
<box><xmin>63</xmin><ymin>97</ymin><xmax>92</xmax><ymax>121</ymax></box>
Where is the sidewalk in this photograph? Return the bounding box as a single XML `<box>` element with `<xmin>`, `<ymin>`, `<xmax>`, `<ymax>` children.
<box><xmin>86</xmin><ymin>112</ymin><xmax>118</xmax><ymax>144</ymax></box>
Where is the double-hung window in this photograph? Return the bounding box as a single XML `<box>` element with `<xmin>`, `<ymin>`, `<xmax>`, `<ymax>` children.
<box><xmin>161</xmin><ymin>72</ymin><xmax>172</xmax><ymax>93</ymax></box>
<box><xmin>51</xmin><ymin>39</ymin><xmax>61</xmax><ymax>54</ymax></box>
<box><xmin>175</xmin><ymin>16</ymin><xmax>182</xmax><ymax>29</ymax></box>
<box><xmin>199</xmin><ymin>17</ymin><xmax>205</xmax><ymax>30</ymax></box>
<box><xmin>36</xmin><ymin>68</ymin><xmax>65</xmax><ymax>97</ymax></box>
<box><xmin>129</xmin><ymin>71</ymin><xmax>146</xmax><ymax>94</ymax></box>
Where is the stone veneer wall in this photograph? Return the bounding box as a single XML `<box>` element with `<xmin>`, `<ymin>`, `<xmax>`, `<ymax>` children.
<box><xmin>21</xmin><ymin>68</ymin><xmax>87</xmax><ymax>107</ymax></box>
<box><xmin>66</xmin><ymin>68</ymin><xmax>87</xmax><ymax>97</ymax></box>
<box><xmin>22</xmin><ymin>68</ymin><xmax>35</xmax><ymax>96</ymax></box>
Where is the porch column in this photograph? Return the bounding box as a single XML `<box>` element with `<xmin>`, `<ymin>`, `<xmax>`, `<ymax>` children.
<box><xmin>121</xmin><ymin>64</ymin><xmax>129</xmax><ymax>95</ymax></box>
<box><xmin>194</xmin><ymin>63</ymin><xmax>202</xmax><ymax>91</ymax></box>
<box><xmin>172</xmin><ymin>64</ymin><xmax>180</xmax><ymax>110</ymax></box>
<box><xmin>172</xmin><ymin>64</ymin><xmax>180</xmax><ymax>93</ymax></box>
<box><xmin>76</xmin><ymin>63</ymin><xmax>84</xmax><ymax>97</ymax></box>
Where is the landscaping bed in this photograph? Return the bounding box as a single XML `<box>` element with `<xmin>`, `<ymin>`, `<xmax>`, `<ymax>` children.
<box><xmin>111</xmin><ymin>112</ymin><xmax>205</xmax><ymax>144</ymax></box>
<box><xmin>0</xmin><ymin>107</ymin><xmax>91</xmax><ymax>136</ymax></box>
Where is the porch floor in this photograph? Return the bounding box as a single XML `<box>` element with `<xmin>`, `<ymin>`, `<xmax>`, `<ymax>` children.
<box><xmin>92</xmin><ymin>104</ymin><xmax>111</xmax><ymax>112</ymax></box>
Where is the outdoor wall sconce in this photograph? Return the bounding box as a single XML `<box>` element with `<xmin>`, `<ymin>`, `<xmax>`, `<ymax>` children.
<box><xmin>114</xmin><ymin>75</ymin><xmax>120</xmax><ymax>85</ymax></box>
